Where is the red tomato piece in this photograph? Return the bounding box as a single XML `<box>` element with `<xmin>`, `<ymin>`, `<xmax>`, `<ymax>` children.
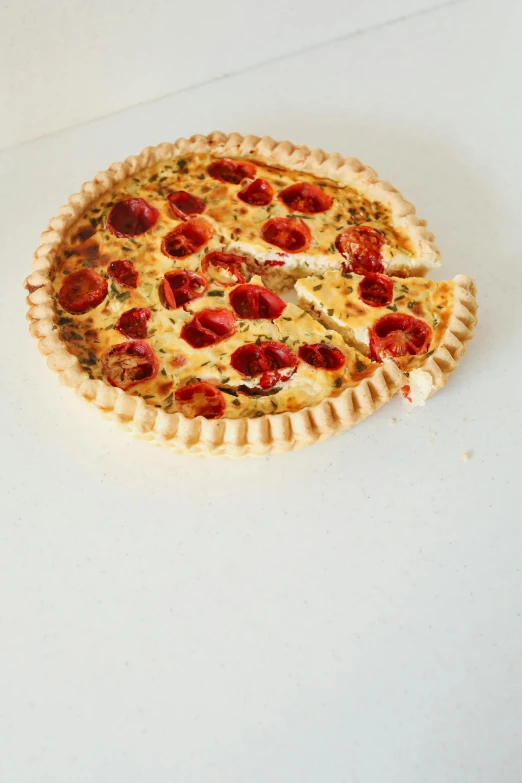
<box><xmin>108</xmin><ymin>259</ymin><xmax>138</xmax><ymax>288</ymax></box>
<box><xmin>58</xmin><ymin>269</ymin><xmax>108</xmax><ymax>314</ymax></box>
<box><xmin>231</xmin><ymin>341</ymin><xmax>297</xmax><ymax>389</ymax></box>
<box><xmin>101</xmin><ymin>340</ymin><xmax>158</xmax><ymax>390</ymax></box>
<box><xmin>115</xmin><ymin>308</ymin><xmax>151</xmax><ymax>339</ymax></box>
<box><xmin>358</xmin><ymin>273</ymin><xmax>394</xmax><ymax>307</ymax></box>
<box><xmin>107</xmin><ymin>198</ymin><xmax>158</xmax><ymax>237</ymax></box>
<box><xmin>175</xmin><ymin>382</ymin><xmax>226</xmax><ymax>419</ymax></box>
<box><xmin>261</xmin><ymin>217</ymin><xmax>311</xmax><ymax>253</ymax></box>
<box><xmin>181</xmin><ymin>308</ymin><xmax>236</xmax><ymax>348</ymax></box>
<box><xmin>401</xmin><ymin>384</ymin><xmax>413</xmax><ymax>402</ymax></box>
<box><xmin>369</xmin><ymin>313</ymin><xmax>432</xmax><ymax>361</ymax></box>
<box><xmin>279</xmin><ymin>182</ymin><xmax>332</xmax><ymax>214</ymax></box>
<box><xmin>162</xmin><ymin>270</ymin><xmax>208</xmax><ymax>309</ymax></box>
<box><xmin>161</xmin><ymin>219</ymin><xmax>212</xmax><ymax>258</ymax></box>
<box><xmin>207</xmin><ymin>158</ymin><xmax>256</xmax><ymax>184</ymax></box>
<box><xmin>229</xmin><ymin>284</ymin><xmax>286</xmax><ymax>320</ymax></box>
<box><xmin>237</xmin><ymin>178</ymin><xmax>274</xmax><ymax>206</ymax></box>
<box><xmin>201</xmin><ymin>252</ymin><xmax>246</xmax><ymax>287</ymax></box>
<box><xmin>167</xmin><ymin>190</ymin><xmax>206</xmax><ymax>220</ymax></box>
<box><xmin>298</xmin><ymin>343</ymin><xmax>346</xmax><ymax>371</ymax></box>
<box><xmin>335</xmin><ymin>226</ymin><xmax>385</xmax><ymax>274</ymax></box>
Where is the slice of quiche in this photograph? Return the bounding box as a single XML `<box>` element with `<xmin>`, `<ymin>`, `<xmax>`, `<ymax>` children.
<box><xmin>295</xmin><ymin>270</ymin><xmax>477</xmax><ymax>406</ymax></box>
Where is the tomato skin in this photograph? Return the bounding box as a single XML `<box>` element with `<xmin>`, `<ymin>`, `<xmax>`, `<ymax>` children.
<box><xmin>107</xmin><ymin>198</ymin><xmax>158</xmax><ymax>237</ymax></box>
<box><xmin>180</xmin><ymin>308</ymin><xmax>236</xmax><ymax>348</ymax></box>
<box><xmin>336</xmin><ymin>226</ymin><xmax>385</xmax><ymax>274</ymax></box>
<box><xmin>108</xmin><ymin>259</ymin><xmax>138</xmax><ymax>288</ymax></box>
<box><xmin>369</xmin><ymin>313</ymin><xmax>432</xmax><ymax>361</ymax></box>
<box><xmin>262</xmin><ymin>217</ymin><xmax>311</xmax><ymax>253</ymax></box>
<box><xmin>101</xmin><ymin>340</ymin><xmax>159</xmax><ymax>390</ymax></box>
<box><xmin>358</xmin><ymin>273</ymin><xmax>394</xmax><ymax>307</ymax></box>
<box><xmin>58</xmin><ymin>269</ymin><xmax>108</xmax><ymax>314</ymax></box>
<box><xmin>162</xmin><ymin>270</ymin><xmax>207</xmax><ymax>309</ymax></box>
<box><xmin>175</xmin><ymin>382</ymin><xmax>226</xmax><ymax>419</ymax></box>
<box><xmin>161</xmin><ymin>219</ymin><xmax>212</xmax><ymax>259</ymax></box>
<box><xmin>298</xmin><ymin>343</ymin><xmax>346</xmax><ymax>371</ymax></box>
<box><xmin>201</xmin><ymin>252</ymin><xmax>246</xmax><ymax>287</ymax></box>
<box><xmin>279</xmin><ymin>182</ymin><xmax>332</xmax><ymax>214</ymax></box>
<box><xmin>231</xmin><ymin>341</ymin><xmax>297</xmax><ymax>389</ymax></box>
<box><xmin>207</xmin><ymin>158</ymin><xmax>256</xmax><ymax>184</ymax></box>
<box><xmin>115</xmin><ymin>308</ymin><xmax>151</xmax><ymax>339</ymax></box>
<box><xmin>167</xmin><ymin>191</ymin><xmax>206</xmax><ymax>220</ymax></box>
<box><xmin>229</xmin><ymin>284</ymin><xmax>286</xmax><ymax>320</ymax></box>
<box><xmin>237</xmin><ymin>178</ymin><xmax>274</xmax><ymax>206</ymax></box>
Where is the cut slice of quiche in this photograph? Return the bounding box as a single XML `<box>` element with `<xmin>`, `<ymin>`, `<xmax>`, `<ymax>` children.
<box><xmin>295</xmin><ymin>270</ymin><xmax>477</xmax><ymax>406</ymax></box>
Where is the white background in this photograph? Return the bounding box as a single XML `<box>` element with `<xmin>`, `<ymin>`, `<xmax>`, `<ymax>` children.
<box><xmin>1</xmin><ymin>1</ymin><xmax>522</xmax><ymax>781</ymax></box>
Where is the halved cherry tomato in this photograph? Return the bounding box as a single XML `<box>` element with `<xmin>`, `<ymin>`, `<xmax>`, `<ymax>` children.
<box><xmin>108</xmin><ymin>259</ymin><xmax>138</xmax><ymax>288</ymax></box>
<box><xmin>162</xmin><ymin>270</ymin><xmax>208</xmax><ymax>309</ymax></box>
<box><xmin>115</xmin><ymin>308</ymin><xmax>151</xmax><ymax>339</ymax></box>
<box><xmin>335</xmin><ymin>226</ymin><xmax>385</xmax><ymax>274</ymax></box>
<box><xmin>181</xmin><ymin>308</ymin><xmax>236</xmax><ymax>348</ymax></box>
<box><xmin>161</xmin><ymin>219</ymin><xmax>212</xmax><ymax>258</ymax></box>
<box><xmin>238</xmin><ymin>178</ymin><xmax>274</xmax><ymax>206</ymax></box>
<box><xmin>229</xmin><ymin>284</ymin><xmax>286</xmax><ymax>320</ymax></box>
<box><xmin>231</xmin><ymin>341</ymin><xmax>297</xmax><ymax>389</ymax></box>
<box><xmin>298</xmin><ymin>343</ymin><xmax>345</xmax><ymax>371</ymax></box>
<box><xmin>58</xmin><ymin>269</ymin><xmax>108</xmax><ymax>314</ymax></box>
<box><xmin>101</xmin><ymin>340</ymin><xmax>158</xmax><ymax>390</ymax></box>
<box><xmin>107</xmin><ymin>198</ymin><xmax>158</xmax><ymax>237</ymax></box>
<box><xmin>201</xmin><ymin>252</ymin><xmax>246</xmax><ymax>287</ymax></box>
<box><xmin>261</xmin><ymin>217</ymin><xmax>311</xmax><ymax>253</ymax></box>
<box><xmin>369</xmin><ymin>313</ymin><xmax>432</xmax><ymax>361</ymax></box>
<box><xmin>175</xmin><ymin>382</ymin><xmax>226</xmax><ymax>419</ymax></box>
<box><xmin>167</xmin><ymin>191</ymin><xmax>206</xmax><ymax>220</ymax></box>
<box><xmin>207</xmin><ymin>158</ymin><xmax>256</xmax><ymax>184</ymax></box>
<box><xmin>358</xmin><ymin>273</ymin><xmax>394</xmax><ymax>307</ymax></box>
<box><xmin>279</xmin><ymin>182</ymin><xmax>332</xmax><ymax>214</ymax></box>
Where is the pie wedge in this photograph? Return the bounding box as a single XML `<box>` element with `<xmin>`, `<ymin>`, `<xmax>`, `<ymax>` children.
<box><xmin>296</xmin><ymin>271</ymin><xmax>477</xmax><ymax>406</ymax></box>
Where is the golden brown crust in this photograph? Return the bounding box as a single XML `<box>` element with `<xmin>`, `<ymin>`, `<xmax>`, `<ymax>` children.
<box><xmin>406</xmin><ymin>274</ymin><xmax>477</xmax><ymax>401</ymax></box>
<box><xmin>25</xmin><ymin>132</ymin><xmax>439</xmax><ymax>456</ymax></box>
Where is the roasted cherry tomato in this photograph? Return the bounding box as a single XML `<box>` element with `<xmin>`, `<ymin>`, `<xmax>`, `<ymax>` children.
<box><xmin>237</xmin><ymin>178</ymin><xmax>274</xmax><ymax>206</ymax></box>
<box><xmin>207</xmin><ymin>158</ymin><xmax>256</xmax><ymax>184</ymax></box>
<box><xmin>261</xmin><ymin>217</ymin><xmax>311</xmax><ymax>253</ymax></box>
<box><xmin>229</xmin><ymin>284</ymin><xmax>286</xmax><ymax>320</ymax></box>
<box><xmin>298</xmin><ymin>343</ymin><xmax>346</xmax><ymax>370</ymax></box>
<box><xmin>201</xmin><ymin>252</ymin><xmax>246</xmax><ymax>287</ymax></box>
<box><xmin>180</xmin><ymin>308</ymin><xmax>236</xmax><ymax>348</ymax></box>
<box><xmin>335</xmin><ymin>226</ymin><xmax>385</xmax><ymax>274</ymax></box>
<box><xmin>115</xmin><ymin>308</ymin><xmax>151</xmax><ymax>339</ymax></box>
<box><xmin>278</xmin><ymin>182</ymin><xmax>332</xmax><ymax>214</ymax></box>
<box><xmin>162</xmin><ymin>270</ymin><xmax>208</xmax><ymax>309</ymax></box>
<box><xmin>161</xmin><ymin>219</ymin><xmax>212</xmax><ymax>259</ymax></box>
<box><xmin>175</xmin><ymin>382</ymin><xmax>226</xmax><ymax>419</ymax></box>
<box><xmin>167</xmin><ymin>191</ymin><xmax>206</xmax><ymax>220</ymax></box>
<box><xmin>358</xmin><ymin>273</ymin><xmax>394</xmax><ymax>307</ymax></box>
<box><xmin>108</xmin><ymin>259</ymin><xmax>138</xmax><ymax>288</ymax></box>
<box><xmin>107</xmin><ymin>198</ymin><xmax>158</xmax><ymax>237</ymax></box>
<box><xmin>58</xmin><ymin>269</ymin><xmax>108</xmax><ymax>314</ymax></box>
<box><xmin>231</xmin><ymin>341</ymin><xmax>297</xmax><ymax>389</ymax></box>
<box><xmin>369</xmin><ymin>313</ymin><xmax>432</xmax><ymax>361</ymax></box>
<box><xmin>101</xmin><ymin>340</ymin><xmax>158</xmax><ymax>390</ymax></box>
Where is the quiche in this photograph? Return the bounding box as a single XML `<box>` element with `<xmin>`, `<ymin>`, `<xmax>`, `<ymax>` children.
<box><xmin>25</xmin><ymin>132</ymin><xmax>476</xmax><ymax>457</ymax></box>
<box><xmin>296</xmin><ymin>271</ymin><xmax>477</xmax><ymax>406</ymax></box>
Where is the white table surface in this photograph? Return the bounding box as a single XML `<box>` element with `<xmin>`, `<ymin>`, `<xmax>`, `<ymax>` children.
<box><xmin>1</xmin><ymin>0</ymin><xmax>522</xmax><ymax>780</ymax></box>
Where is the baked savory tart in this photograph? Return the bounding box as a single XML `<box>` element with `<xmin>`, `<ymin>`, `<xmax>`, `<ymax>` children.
<box><xmin>296</xmin><ymin>271</ymin><xmax>477</xmax><ymax>406</ymax></box>
<box><xmin>25</xmin><ymin>132</ymin><xmax>476</xmax><ymax>456</ymax></box>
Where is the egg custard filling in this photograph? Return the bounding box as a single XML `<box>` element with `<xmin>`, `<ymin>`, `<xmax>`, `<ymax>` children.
<box><xmin>35</xmin><ymin>141</ymin><xmax>474</xmax><ymax>428</ymax></box>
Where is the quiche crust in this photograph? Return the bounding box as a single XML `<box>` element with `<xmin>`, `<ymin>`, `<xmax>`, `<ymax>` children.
<box><xmin>25</xmin><ymin>132</ymin><xmax>440</xmax><ymax>456</ymax></box>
